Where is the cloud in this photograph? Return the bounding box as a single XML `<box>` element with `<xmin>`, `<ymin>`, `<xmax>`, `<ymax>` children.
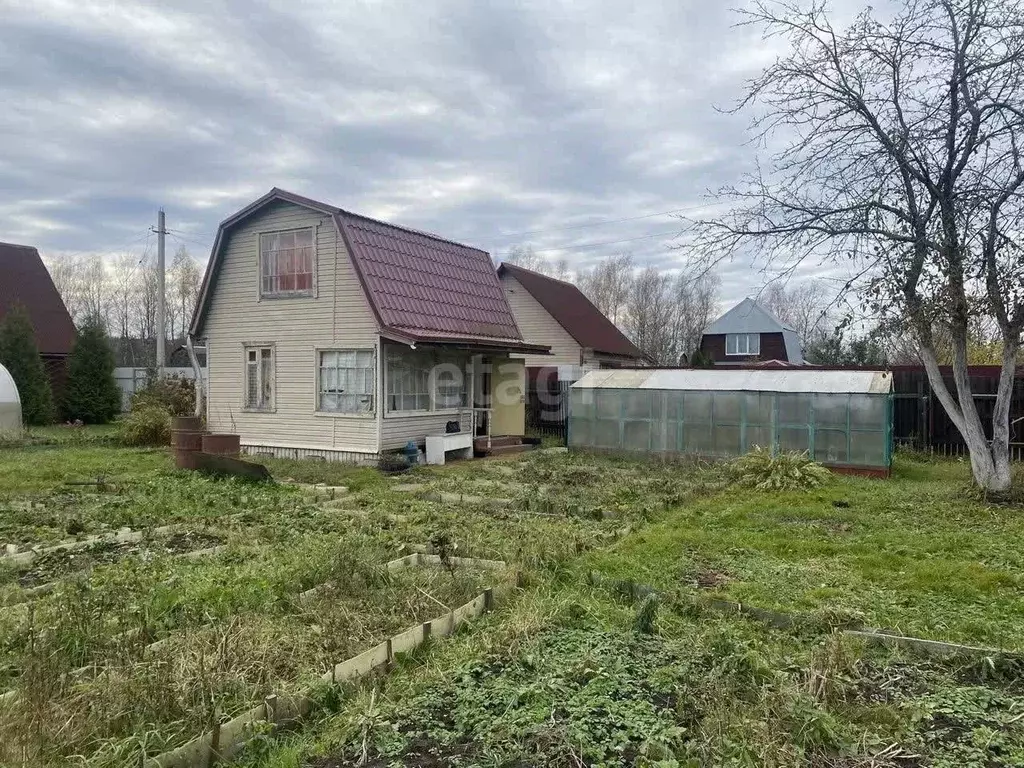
<box><xmin>0</xmin><ymin>0</ymin><xmax>857</xmax><ymax>310</ymax></box>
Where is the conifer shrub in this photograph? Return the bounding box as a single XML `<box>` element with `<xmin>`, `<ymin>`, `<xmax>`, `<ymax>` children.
<box><xmin>0</xmin><ymin>304</ymin><xmax>53</xmax><ymax>425</ymax></box>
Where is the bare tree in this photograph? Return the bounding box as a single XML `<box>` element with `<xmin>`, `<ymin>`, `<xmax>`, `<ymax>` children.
<box><xmin>759</xmin><ymin>280</ymin><xmax>834</xmax><ymax>350</ymax></box>
<box><xmin>577</xmin><ymin>253</ymin><xmax>634</xmax><ymax>325</ymax></box>
<box><xmin>136</xmin><ymin>261</ymin><xmax>158</xmax><ymax>343</ymax></box>
<box><xmin>690</xmin><ymin>0</ymin><xmax>1024</xmax><ymax>491</ymax></box>
<box><xmin>671</xmin><ymin>267</ymin><xmax>721</xmax><ymax>363</ymax></box>
<box><xmin>43</xmin><ymin>253</ymin><xmax>87</xmax><ymax>322</ymax></box>
<box><xmin>623</xmin><ymin>267</ymin><xmax>677</xmax><ymax>362</ymax></box>
<box><xmin>171</xmin><ymin>246</ymin><xmax>202</xmax><ymax>340</ymax></box>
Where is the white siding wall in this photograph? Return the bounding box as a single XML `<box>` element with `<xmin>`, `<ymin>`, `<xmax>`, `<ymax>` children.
<box><xmin>203</xmin><ymin>200</ymin><xmax>381</xmax><ymax>454</ymax></box>
<box><xmin>500</xmin><ymin>274</ymin><xmax>581</xmax><ymax>367</ymax></box>
<box><xmin>381</xmin><ymin>411</ymin><xmax>475</xmax><ymax>450</ymax></box>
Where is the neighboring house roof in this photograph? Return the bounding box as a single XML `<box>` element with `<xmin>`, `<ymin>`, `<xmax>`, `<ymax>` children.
<box><xmin>191</xmin><ymin>189</ymin><xmax>547</xmax><ymax>353</ymax></box>
<box><xmin>573</xmin><ymin>368</ymin><xmax>892</xmax><ymax>395</ymax></box>
<box><xmin>497</xmin><ymin>262</ymin><xmax>649</xmax><ymax>361</ymax></box>
<box><xmin>703</xmin><ymin>297</ymin><xmax>804</xmax><ymax>364</ymax></box>
<box><xmin>0</xmin><ymin>241</ymin><xmax>76</xmax><ymax>356</ymax></box>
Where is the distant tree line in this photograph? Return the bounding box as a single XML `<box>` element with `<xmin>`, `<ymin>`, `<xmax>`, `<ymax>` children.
<box><xmin>503</xmin><ymin>245</ymin><xmax>1009</xmax><ymax>368</ymax></box>
<box><xmin>44</xmin><ymin>244</ymin><xmax>202</xmax><ymax>364</ymax></box>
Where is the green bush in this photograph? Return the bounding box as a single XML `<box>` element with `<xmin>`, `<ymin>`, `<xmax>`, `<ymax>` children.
<box><xmin>65</xmin><ymin>315</ymin><xmax>121</xmax><ymax>424</ymax></box>
<box><xmin>730</xmin><ymin>446</ymin><xmax>832</xmax><ymax>491</ymax></box>
<box><xmin>119</xmin><ymin>405</ymin><xmax>171</xmax><ymax>446</ymax></box>
<box><xmin>130</xmin><ymin>376</ymin><xmax>196</xmax><ymax>417</ymax></box>
<box><xmin>0</xmin><ymin>304</ymin><xmax>53</xmax><ymax>425</ymax></box>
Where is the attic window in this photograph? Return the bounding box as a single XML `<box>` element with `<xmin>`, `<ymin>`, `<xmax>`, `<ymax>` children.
<box><xmin>726</xmin><ymin>333</ymin><xmax>760</xmax><ymax>356</ymax></box>
<box><xmin>260</xmin><ymin>228</ymin><xmax>315</xmax><ymax>297</ymax></box>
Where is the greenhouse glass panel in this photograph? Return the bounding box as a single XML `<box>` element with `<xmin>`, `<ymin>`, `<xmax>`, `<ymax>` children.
<box><xmin>814</xmin><ymin>428</ymin><xmax>848</xmax><ymax>463</ymax></box>
<box><xmin>713</xmin><ymin>424</ymin><xmax>741</xmax><ymax>455</ymax></box>
<box><xmin>778</xmin><ymin>426</ymin><xmax>809</xmax><ymax>453</ymax></box>
<box><xmin>745</xmin><ymin>393</ymin><xmax>773</xmax><ymax>425</ymax></box>
<box><xmin>571</xmin><ymin>417</ymin><xmax>592</xmax><ymax>447</ymax></box>
<box><xmin>623</xmin><ymin>390</ymin><xmax>652</xmax><ymax>420</ymax></box>
<box><xmin>850</xmin><ymin>431</ymin><xmax>887</xmax><ymax>465</ymax></box>
<box><xmin>623</xmin><ymin>420</ymin><xmax>652</xmax><ymax>451</ymax></box>
<box><xmin>714</xmin><ymin>392</ymin><xmax>742</xmax><ymax>423</ymax></box>
<box><xmin>778</xmin><ymin>393</ymin><xmax>810</xmax><ymax>424</ymax></box>
<box><xmin>850</xmin><ymin>395</ymin><xmax>887</xmax><ymax>430</ymax></box>
<box><xmin>686</xmin><ymin>392</ymin><xmax>713</xmax><ymax>423</ymax></box>
<box><xmin>595</xmin><ymin>389</ymin><xmax>621</xmax><ymax>421</ymax></box>
<box><xmin>744</xmin><ymin>425</ymin><xmax>772</xmax><ymax>452</ymax></box>
<box><xmin>665</xmin><ymin>390</ymin><xmax>685</xmax><ymax>422</ymax></box>
<box><xmin>813</xmin><ymin>395</ymin><xmax>848</xmax><ymax>428</ymax></box>
<box><xmin>594</xmin><ymin>418</ymin><xmax>621</xmax><ymax>449</ymax></box>
<box><xmin>571</xmin><ymin>389</ymin><xmax>594</xmax><ymax>420</ymax></box>
<box><xmin>650</xmin><ymin>419</ymin><xmax>669</xmax><ymax>452</ymax></box>
<box><xmin>684</xmin><ymin>422</ymin><xmax>714</xmax><ymax>454</ymax></box>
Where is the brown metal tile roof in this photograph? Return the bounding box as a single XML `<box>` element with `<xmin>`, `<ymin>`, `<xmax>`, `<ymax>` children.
<box><xmin>335</xmin><ymin>210</ymin><xmax>521</xmax><ymax>342</ymax></box>
<box><xmin>0</xmin><ymin>242</ymin><xmax>76</xmax><ymax>356</ymax></box>
<box><xmin>191</xmin><ymin>189</ymin><xmax>549</xmax><ymax>354</ymax></box>
<box><xmin>498</xmin><ymin>262</ymin><xmax>648</xmax><ymax>361</ymax></box>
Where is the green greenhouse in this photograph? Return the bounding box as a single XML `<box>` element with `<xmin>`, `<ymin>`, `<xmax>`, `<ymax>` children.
<box><xmin>569</xmin><ymin>368</ymin><xmax>894</xmax><ymax>475</ymax></box>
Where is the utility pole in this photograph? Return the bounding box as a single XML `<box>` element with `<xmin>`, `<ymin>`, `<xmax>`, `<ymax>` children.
<box><xmin>156</xmin><ymin>209</ymin><xmax>166</xmax><ymax>378</ymax></box>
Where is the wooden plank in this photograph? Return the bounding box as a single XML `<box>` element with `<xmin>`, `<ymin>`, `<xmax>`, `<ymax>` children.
<box><xmin>323</xmin><ymin>641</ymin><xmax>390</xmax><ymax>684</ymax></box>
<box><xmin>385</xmin><ymin>553</ymin><xmax>422</xmax><ymax>571</ymax></box>
<box><xmin>844</xmin><ymin>629</ymin><xmax>1022</xmax><ymax>660</ymax></box>
<box><xmin>390</xmin><ymin>624</ymin><xmax>424</xmax><ymax>656</ymax></box>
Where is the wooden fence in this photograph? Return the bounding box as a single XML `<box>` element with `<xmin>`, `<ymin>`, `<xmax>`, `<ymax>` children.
<box><xmin>890</xmin><ymin>365</ymin><xmax>1024</xmax><ymax>460</ymax></box>
<box><xmin>525</xmin><ymin>372</ymin><xmax>570</xmax><ymax>444</ymax></box>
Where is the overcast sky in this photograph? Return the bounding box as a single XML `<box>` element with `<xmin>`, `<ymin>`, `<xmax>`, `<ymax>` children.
<box><xmin>0</xmin><ymin>0</ymin><xmax>864</xmax><ymax>307</ymax></box>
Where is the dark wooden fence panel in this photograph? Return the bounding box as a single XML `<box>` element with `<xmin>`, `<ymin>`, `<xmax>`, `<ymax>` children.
<box><xmin>890</xmin><ymin>365</ymin><xmax>1024</xmax><ymax>460</ymax></box>
<box><xmin>525</xmin><ymin>367</ymin><xmax>569</xmax><ymax>444</ymax></box>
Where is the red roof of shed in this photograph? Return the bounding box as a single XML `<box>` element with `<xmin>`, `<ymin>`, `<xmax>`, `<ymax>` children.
<box><xmin>498</xmin><ymin>262</ymin><xmax>648</xmax><ymax>361</ymax></box>
<box><xmin>0</xmin><ymin>242</ymin><xmax>76</xmax><ymax>356</ymax></box>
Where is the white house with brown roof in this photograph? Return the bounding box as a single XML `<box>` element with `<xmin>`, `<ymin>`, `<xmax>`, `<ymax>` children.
<box><xmin>189</xmin><ymin>188</ymin><xmax>549</xmax><ymax>462</ymax></box>
<box><xmin>497</xmin><ymin>263</ymin><xmax>649</xmax><ymax>379</ymax></box>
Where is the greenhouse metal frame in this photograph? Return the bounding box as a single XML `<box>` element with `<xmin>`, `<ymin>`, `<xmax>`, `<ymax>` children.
<box><xmin>569</xmin><ymin>369</ymin><xmax>894</xmax><ymax>474</ymax></box>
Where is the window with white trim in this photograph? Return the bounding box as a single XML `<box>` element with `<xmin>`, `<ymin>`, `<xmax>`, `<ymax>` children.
<box><xmin>318</xmin><ymin>350</ymin><xmax>375</xmax><ymax>414</ymax></box>
<box><xmin>725</xmin><ymin>333</ymin><xmax>760</xmax><ymax>356</ymax></box>
<box><xmin>386</xmin><ymin>347</ymin><xmax>467</xmax><ymax>412</ymax></box>
<box><xmin>260</xmin><ymin>228</ymin><xmax>315</xmax><ymax>297</ymax></box>
<box><xmin>432</xmin><ymin>356</ymin><xmax>468</xmax><ymax>409</ymax></box>
<box><xmin>245</xmin><ymin>346</ymin><xmax>274</xmax><ymax>410</ymax></box>
<box><xmin>386</xmin><ymin>348</ymin><xmax>430</xmax><ymax>412</ymax></box>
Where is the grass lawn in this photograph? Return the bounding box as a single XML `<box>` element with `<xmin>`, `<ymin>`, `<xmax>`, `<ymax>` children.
<box><xmin>584</xmin><ymin>457</ymin><xmax>1024</xmax><ymax>650</ymax></box>
<box><xmin>234</xmin><ymin>454</ymin><xmax>1024</xmax><ymax>768</ymax></box>
<box><xmin>0</xmin><ymin>432</ymin><xmax>1020</xmax><ymax>767</ymax></box>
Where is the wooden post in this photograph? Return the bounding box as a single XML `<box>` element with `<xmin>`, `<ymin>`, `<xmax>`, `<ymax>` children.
<box><xmin>208</xmin><ymin>717</ymin><xmax>221</xmax><ymax>768</ymax></box>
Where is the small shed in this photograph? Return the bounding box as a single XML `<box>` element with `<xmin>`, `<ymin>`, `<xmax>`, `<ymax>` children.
<box><xmin>569</xmin><ymin>368</ymin><xmax>893</xmax><ymax>474</ymax></box>
<box><xmin>0</xmin><ymin>363</ymin><xmax>22</xmax><ymax>432</ymax></box>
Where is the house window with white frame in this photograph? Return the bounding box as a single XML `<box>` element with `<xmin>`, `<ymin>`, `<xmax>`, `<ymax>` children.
<box><xmin>318</xmin><ymin>350</ymin><xmax>375</xmax><ymax>414</ymax></box>
<box><xmin>432</xmin><ymin>355</ymin><xmax>468</xmax><ymax>409</ymax></box>
<box><xmin>245</xmin><ymin>346</ymin><xmax>274</xmax><ymax>410</ymax></box>
<box><xmin>386</xmin><ymin>347</ymin><xmax>467</xmax><ymax>413</ymax></box>
<box><xmin>260</xmin><ymin>228</ymin><xmax>315</xmax><ymax>297</ymax></box>
<box><xmin>725</xmin><ymin>333</ymin><xmax>760</xmax><ymax>356</ymax></box>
